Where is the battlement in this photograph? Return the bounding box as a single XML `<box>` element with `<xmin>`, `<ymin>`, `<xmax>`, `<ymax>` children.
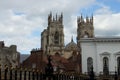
<box><xmin>48</xmin><ymin>12</ymin><xmax>63</xmax><ymax>25</ymax></box>
<box><xmin>77</xmin><ymin>15</ymin><xmax>93</xmax><ymax>25</ymax></box>
<box><xmin>77</xmin><ymin>14</ymin><xmax>94</xmax><ymax>39</ymax></box>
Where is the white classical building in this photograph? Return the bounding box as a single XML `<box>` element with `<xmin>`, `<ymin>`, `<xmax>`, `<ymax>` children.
<box><xmin>80</xmin><ymin>38</ymin><xmax>120</xmax><ymax>75</ymax></box>
<box><xmin>77</xmin><ymin>15</ymin><xmax>120</xmax><ymax>75</ymax></box>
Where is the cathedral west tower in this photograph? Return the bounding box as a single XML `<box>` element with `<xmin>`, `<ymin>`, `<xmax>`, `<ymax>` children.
<box><xmin>41</xmin><ymin>13</ymin><xmax>64</xmax><ymax>55</ymax></box>
<box><xmin>76</xmin><ymin>15</ymin><xmax>94</xmax><ymax>73</ymax></box>
<box><xmin>77</xmin><ymin>15</ymin><xmax>94</xmax><ymax>40</ymax></box>
<box><xmin>77</xmin><ymin>15</ymin><xmax>94</xmax><ymax>51</ymax></box>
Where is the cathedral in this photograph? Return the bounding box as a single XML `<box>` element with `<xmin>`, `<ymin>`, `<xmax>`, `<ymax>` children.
<box><xmin>22</xmin><ymin>12</ymin><xmax>120</xmax><ymax>75</ymax></box>
<box><xmin>41</xmin><ymin>13</ymin><xmax>81</xmax><ymax>72</ymax></box>
<box><xmin>22</xmin><ymin>13</ymin><xmax>81</xmax><ymax>73</ymax></box>
<box><xmin>41</xmin><ymin>13</ymin><xmax>64</xmax><ymax>55</ymax></box>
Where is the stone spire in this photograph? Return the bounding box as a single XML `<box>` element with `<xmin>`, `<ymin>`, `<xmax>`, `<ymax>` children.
<box><xmin>86</xmin><ymin>16</ymin><xmax>89</xmax><ymax>23</ymax></box>
<box><xmin>80</xmin><ymin>14</ymin><xmax>84</xmax><ymax>22</ymax></box>
<box><xmin>90</xmin><ymin>14</ymin><xmax>93</xmax><ymax>24</ymax></box>
<box><xmin>60</xmin><ymin>12</ymin><xmax>63</xmax><ymax>24</ymax></box>
<box><xmin>71</xmin><ymin>36</ymin><xmax>73</xmax><ymax>42</ymax></box>
<box><xmin>56</xmin><ymin>13</ymin><xmax>57</xmax><ymax>21</ymax></box>
<box><xmin>48</xmin><ymin>12</ymin><xmax>52</xmax><ymax>25</ymax></box>
<box><xmin>61</xmin><ymin>12</ymin><xmax>63</xmax><ymax>19</ymax></box>
<box><xmin>53</xmin><ymin>16</ymin><xmax>55</xmax><ymax>21</ymax></box>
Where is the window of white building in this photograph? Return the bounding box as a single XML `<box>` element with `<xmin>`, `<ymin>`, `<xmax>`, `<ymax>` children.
<box><xmin>103</xmin><ymin>57</ymin><xmax>109</xmax><ymax>75</ymax></box>
<box><xmin>117</xmin><ymin>57</ymin><xmax>120</xmax><ymax>75</ymax></box>
<box><xmin>87</xmin><ymin>57</ymin><xmax>93</xmax><ymax>73</ymax></box>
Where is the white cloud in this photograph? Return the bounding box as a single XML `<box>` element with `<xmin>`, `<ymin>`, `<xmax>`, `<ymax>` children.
<box><xmin>0</xmin><ymin>9</ymin><xmax>44</xmax><ymax>54</ymax></box>
<box><xmin>95</xmin><ymin>6</ymin><xmax>112</xmax><ymax>14</ymax></box>
<box><xmin>94</xmin><ymin>13</ymin><xmax>120</xmax><ymax>36</ymax></box>
<box><xmin>0</xmin><ymin>12</ymin><xmax>44</xmax><ymax>37</ymax></box>
<box><xmin>0</xmin><ymin>0</ymin><xmax>96</xmax><ymax>54</ymax></box>
<box><xmin>92</xmin><ymin>3</ymin><xmax>120</xmax><ymax>36</ymax></box>
<box><xmin>0</xmin><ymin>0</ymin><xmax>120</xmax><ymax>55</ymax></box>
<box><xmin>64</xmin><ymin>16</ymin><xmax>77</xmax><ymax>44</ymax></box>
<box><xmin>2</xmin><ymin>36</ymin><xmax>40</xmax><ymax>54</ymax></box>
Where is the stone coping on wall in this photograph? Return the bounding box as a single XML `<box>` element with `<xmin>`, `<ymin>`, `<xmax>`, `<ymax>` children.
<box><xmin>79</xmin><ymin>37</ymin><xmax>120</xmax><ymax>42</ymax></box>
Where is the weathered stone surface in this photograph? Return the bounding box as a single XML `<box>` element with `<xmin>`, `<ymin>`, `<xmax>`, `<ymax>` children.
<box><xmin>0</xmin><ymin>41</ymin><xmax>20</xmax><ymax>69</ymax></box>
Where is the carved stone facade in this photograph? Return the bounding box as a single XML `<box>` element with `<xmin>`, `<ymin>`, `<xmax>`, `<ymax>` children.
<box><xmin>34</xmin><ymin>13</ymin><xmax>81</xmax><ymax>73</ymax></box>
<box><xmin>21</xmin><ymin>13</ymin><xmax>120</xmax><ymax>75</ymax></box>
<box><xmin>77</xmin><ymin>15</ymin><xmax>94</xmax><ymax>40</ymax></box>
<box><xmin>41</xmin><ymin>13</ymin><xmax>64</xmax><ymax>55</ymax></box>
<box><xmin>77</xmin><ymin>15</ymin><xmax>94</xmax><ymax>56</ymax></box>
<box><xmin>22</xmin><ymin>13</ymin><xmax>83</xmax><ymax>73</ymax></box>
<box><xmin>0</xmin><ymin>41</ymin><xmax>20</xmax><ymax>68</ymax></box>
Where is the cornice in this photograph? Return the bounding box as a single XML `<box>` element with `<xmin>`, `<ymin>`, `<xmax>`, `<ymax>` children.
<box><xmin>79</xmin><ymin>37</ymin><xmax>120</xmax><ymax>42</ymax></box>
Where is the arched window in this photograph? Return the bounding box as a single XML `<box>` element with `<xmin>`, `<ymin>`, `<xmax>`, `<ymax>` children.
<box><xmin>117</xmin><ymin>57</ymin><xmax>120</xmax><ymax>75</ymax></box>
<box><xmin>103</xmin><ymin>57</ymin><xmax>109</xmax><ymax>75</ymax></box>
<box><xmin>84</xmin><ymin>31</ymin><xmax>89</xmax><ymax>38</ymax></box>
<box><xmin>54</xmin><ymin>31</ymin><xmax>59</xmax><ymax>44</ymax></box>
<box><xmin>87</xmin><ymin>57</ymin><xmax>93</xmax><ymax>73</ymax></box>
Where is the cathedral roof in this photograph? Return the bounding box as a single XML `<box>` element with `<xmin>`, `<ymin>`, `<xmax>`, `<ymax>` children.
<box><xmin>65</xmin><ymin>37</ymin><xmax>78</xmax><ymax>51</ymax></box>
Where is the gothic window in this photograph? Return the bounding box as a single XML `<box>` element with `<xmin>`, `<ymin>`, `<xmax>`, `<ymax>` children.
<box><xmin>117</xmin><ymin>57</ymin><xmax>120</xmax><ymax>67</ymax></box>
<box><xmin>87</xmin><ymin>57</ymin><xmax>93</xmax><ymax>73</ymax></box>
<box><xmin>117</xmin><ymin>57</ymin><xmax>120</xmax><ymax>75</ymax></box>
<box><xmin>103</xmin><ymin>57</ymin><xmax>109</xmax><ymax>75</ymax></box>
<box><xmin>54</xmin><ymin>31</ymin><xmax>59</xmax><ymax>44</ymax></box>
<box><xmin>84</xmin><ymin>31</ymin><xmax>89</xmax><ymax>38</ymax></box>
<box><xmin>84</xmin><ymin>35</ymin><xmax>88</xmax><ymax>38</ymax></box>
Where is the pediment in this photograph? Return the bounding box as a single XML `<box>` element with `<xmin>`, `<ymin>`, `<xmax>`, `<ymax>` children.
<box><xmin>114</xmin><ymin>51</ymin><xmax>120</xmax><ymax>55</ymax></box>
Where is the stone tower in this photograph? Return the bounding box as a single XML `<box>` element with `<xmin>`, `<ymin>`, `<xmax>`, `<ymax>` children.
<box><xmin>41</xmin><ymin>12</ymin><xmax>64</xmax><ymax>55</ymax></box>
<box><xmin>77</xmin><ymin>15</ymin><xmax>94</xmax><ymax>40</ymax></box>
<box><xmin>76</xmin><ymin>15</ymin><xmax>94</xmax><ymax>71</ymax></box>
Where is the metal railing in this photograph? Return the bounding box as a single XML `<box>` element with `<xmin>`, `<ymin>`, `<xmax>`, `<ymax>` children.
<box><xmin>0</xmin><ymin>66</ymin><xmax>89</xmax><ymax>80</ymax></box>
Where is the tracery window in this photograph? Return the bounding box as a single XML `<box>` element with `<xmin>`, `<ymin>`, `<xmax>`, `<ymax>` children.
<box><xmin>84</xmin><ymin>31</ymin><xmax>89</xmax><ymax>38</ymax></box>
<box><xmin>54</xmin><ymin>31</ymin><xmax>59</xmax><ymax>44</ymax></box>
<box><xmin>103</xmin><ymin>57</ymin><xmax>109</xmax><ymax>75</ymax></box>
<box><xmin>87</xmin><ymin>57</ymin><xmax>93</xmax><ymax>73</ymax></box>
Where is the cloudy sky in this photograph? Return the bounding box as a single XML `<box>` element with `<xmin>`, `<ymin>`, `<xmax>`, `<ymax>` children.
<box><xmin>0</xmin><ymin>0</ymin><xmax>120</xmax><ymax>54</ymax></box>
